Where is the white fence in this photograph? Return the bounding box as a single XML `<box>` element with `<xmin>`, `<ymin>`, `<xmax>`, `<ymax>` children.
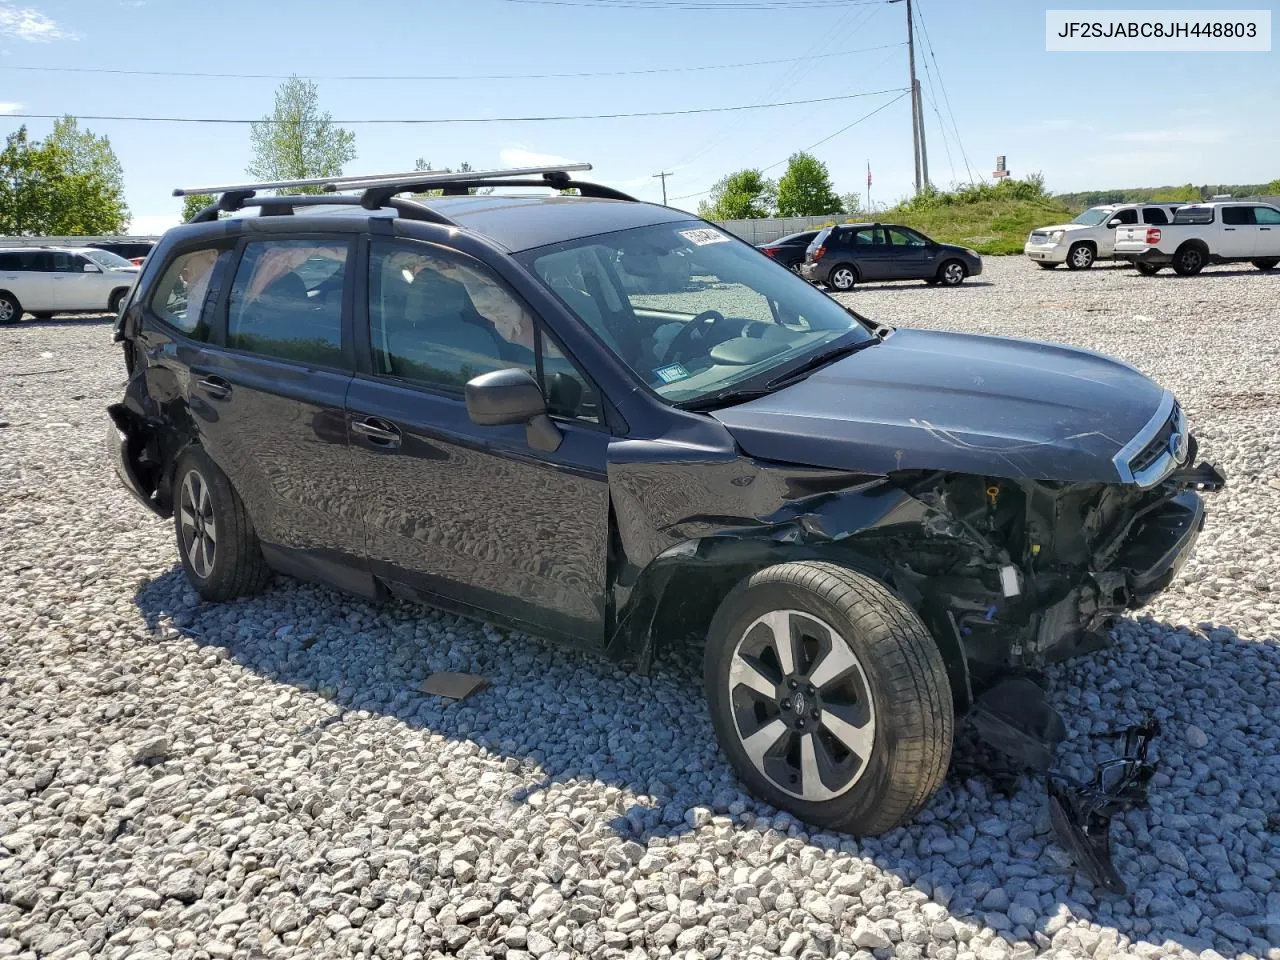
<box><xmin>711</xmin><ymin>215</ymin><xmax>847</xmax><ymax>245</ymax></box>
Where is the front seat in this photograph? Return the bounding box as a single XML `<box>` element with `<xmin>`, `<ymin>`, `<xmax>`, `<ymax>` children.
<box><xmin>387</xmin><ymin>272</ymin><xmax>506</xmax><ymax>385</ymax></box>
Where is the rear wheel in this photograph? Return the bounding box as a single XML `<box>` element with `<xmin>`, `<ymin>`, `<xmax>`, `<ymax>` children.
<box><xmin>0</xmin><ymin>292</ymin><xmax>20</xmax><ymax>324</ymax></box>
<box><xmin>1066</xmin><ymin>242</ymin><xmax>1095</xmax><ymax>270</ymax></box>
<box><xmin>1135</xmin><ymin>262</ymin><xmax>1162</xmax><ymax>276</ymax></box>
<box><xmin>1172</xmin><ymin>244</ymin><xmax>1207</xmax><ymax>276</ymax></box>
<box><xmin>827</xmin><ymin>265</ymin><xmax>857</xmax><ymax>291</ymax></box>
<box><xmin>108</xmin><ymin>288</ymin><xmax>129</xmax><ymax>314</ymax></box>
<box><xmin>173</xmin><ymin>448</ymin><xmax>271</xmax><ymax>602</ymax></box>
<box><xmin>1251</xmin><ymin>258</ymin><xmax>1279</xmax><ymax>270</ymax></box>
<box><xmin>704</xmin><ymin>561</ymin><xmax>953</xmax><ymax>836</ymax></box>
<box><xmin>937</xmin><ymin>260</ymin><xmax>967</xmax><ymax>286</ymax></box>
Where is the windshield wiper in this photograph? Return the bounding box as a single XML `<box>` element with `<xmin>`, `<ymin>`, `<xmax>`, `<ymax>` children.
<box><xmin>678</xmin><ymin>387</ymin><xmax>777</xmax><ymax>413</ymax></box>
<box><xmin>765</xmin><ymin>336</ymin><xmax>880</xmax><ymax>391</ymax></box>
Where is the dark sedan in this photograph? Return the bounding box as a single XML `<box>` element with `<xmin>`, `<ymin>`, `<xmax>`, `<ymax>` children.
<box><xmin>755</xmin><ymin>230</ymin><xmax>819</xmax><ymax>272</ymax></box>
<box><xmin>800</xmin><ymin>223</ymin><xmax>982</xmax><ymax>290</ymax></box>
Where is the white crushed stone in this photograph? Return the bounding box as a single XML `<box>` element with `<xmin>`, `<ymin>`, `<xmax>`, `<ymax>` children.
<box><xmin>1</xmin><ymin>258</ymin><xmax>1278</xmax><ymax>960</ymax></box>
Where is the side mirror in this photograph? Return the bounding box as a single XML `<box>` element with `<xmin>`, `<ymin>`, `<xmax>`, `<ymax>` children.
<box><xmin>1107</xmin><ymin>219</ymin><xmax>1122</xmax><ymax>228</ymax></box>
<box><xmin>465</xmin><ymin>367</ymin><xmax>561</xmax><ymax>452</ymax></box>
<box><xmin>83</xmin><ymin>262</ymin><xmax>102</xmax><ymax>273</ymax></box>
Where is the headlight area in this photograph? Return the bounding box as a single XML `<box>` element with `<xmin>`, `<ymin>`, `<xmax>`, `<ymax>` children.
<box><xmin>883</xmin><ymin>468</ymin><xmax>1222</xmax><ymax>678</ymax></box>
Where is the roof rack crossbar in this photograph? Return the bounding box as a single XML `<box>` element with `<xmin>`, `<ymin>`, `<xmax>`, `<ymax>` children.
<box><xmin>428</xmin><ymin>178</ymin><xmax>638</xmax><ymax>201</ymax></box>
<box><xmin>174</xmin><ymin>163</ymin><xmax>592</xmax><ymax>198</ymax></box>
<box><xmin>183</xmin><ymin>192</ymin><xmax>458</xmax><ymax>228</ymax></box>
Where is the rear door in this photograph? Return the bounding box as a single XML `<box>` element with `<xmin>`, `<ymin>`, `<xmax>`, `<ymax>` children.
<box><xmin>845</xmin><ymin>227</ymin><xmax>894</xmax><ymax>280</ymax></box>
<box><xmin>1251</xmin><ymin>206</ymin><xmax>1280</xmax><ymax>255</ymax></box>
<box><xmin>1219</xmin><ymin>206</ymin><xmax>1257</xmax><ymax>257</ymax></box>
<box><xmin>0</xmin><ymin>251</ymin><xmax>51</xmax><ymax>312</ymax></box>
<box><xmin>190</xmin><ymin>235</ymin><xmax>368</xmax><ymax>588</ymax></box>
<box><xmin>344</xmin><ymin>237</ymin><xmax>611</xmax><ymax>642</ymax></box>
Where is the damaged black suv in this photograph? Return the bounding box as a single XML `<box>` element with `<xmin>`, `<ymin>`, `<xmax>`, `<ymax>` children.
<box><xmin>110</xmin><ymin>165</ymin><xmax>1224</xmax><ymax>837</ymax></box>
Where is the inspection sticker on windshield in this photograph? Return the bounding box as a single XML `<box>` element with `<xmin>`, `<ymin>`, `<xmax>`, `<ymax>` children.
<box><xmin>680</xmin><ymin>228</ymin><xmax>731</xmax><ymax>246</ymax></box>
<box><xmin>654</xmin><ymin>362</ymin><xmax>691</xmax><ymax>384</ymax></box>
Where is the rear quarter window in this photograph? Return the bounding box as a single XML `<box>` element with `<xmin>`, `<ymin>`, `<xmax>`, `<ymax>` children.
<box><xmin>1173</xmin><ymin>208</ymin><xmax>1214</xmax><ymax>225</ymax></box>
<box><xmin>149</xmin><ymin>248</ymin><xmax>224</xmax><ymax>338</ymax></box>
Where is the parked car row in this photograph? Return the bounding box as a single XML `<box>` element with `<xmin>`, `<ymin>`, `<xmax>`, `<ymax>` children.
<box><xmin>1025</xmin><ymin>200</ymin><xmax>1280</xmax><ymax>276</ymax></box>
<box><xmin>0</xmin><ymin>246</ymin><xmax>140</xmax><ymax>323</ymax></box>
<box><xmin>758</xmin><ymin>223</ymin><xmax>983</xmax><ymax>289</ymax></box>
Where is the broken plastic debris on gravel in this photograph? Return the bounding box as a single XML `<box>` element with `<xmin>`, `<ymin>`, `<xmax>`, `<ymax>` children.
<box><xmin>2</xmin><ymin>257</ymin><xmax>1279</xmax><ymax>960</ymax></box>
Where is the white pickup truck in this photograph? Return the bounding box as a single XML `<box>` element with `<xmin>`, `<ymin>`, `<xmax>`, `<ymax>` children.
<box><xmin>1113</xmin><ymin>201</ymin><xmax>1280</xmax><ymax>275</ymax></box>
<box><xmin>1024</xmin><ymin>202</ymin><xmax>1184</xmax><ymax>270</ymax></box>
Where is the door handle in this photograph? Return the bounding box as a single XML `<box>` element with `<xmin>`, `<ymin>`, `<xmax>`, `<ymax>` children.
<box><xmin>1261</xmin><ymin>227</ymin><xmax>1272</xmax><ymax>231</ymax></box>
<box><xmin>1224</xmin><ymin>227</ymin><xmax>1236</xmax><ymax>231</ymax></box>
<box><xmin>197</xmin><ymin>376</ymin><xmax>232</xmax><ymax>400</ymax></box>
<box><xmin>351</xmin><ymin>417</ymin><xmax>402</xmax><ymax>447</ymax></box>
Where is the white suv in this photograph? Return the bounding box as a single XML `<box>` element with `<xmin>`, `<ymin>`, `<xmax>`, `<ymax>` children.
<box><xmin>0</xmin><ymin>246</ymin><xmax>139</xmax><ymax>323</ymax></box>
<box><xmin>1024</xmin><ymin>203</ymin><xmax>1184</xmax><ymax>270</ymax></box>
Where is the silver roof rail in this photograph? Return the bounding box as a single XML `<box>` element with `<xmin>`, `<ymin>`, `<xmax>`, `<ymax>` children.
<box><xmin>173</xmin><ymin>163</ymin><xmax>592</xmax><ymax>198</ymax></box>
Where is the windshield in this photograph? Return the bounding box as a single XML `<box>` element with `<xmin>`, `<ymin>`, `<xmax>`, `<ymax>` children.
<box><xmin>1071</xmin><ymin>207</ymin><xmax>1113</xmax><ymax>226</ymax></box>
<box><xmin>81</xmin><ymin>249</ymin><xmax>134</xmax><ymax>270</ymax></box>
<box><xmin>521</xmin><ymin>221</ymin><xmax>871</xmax><ymax>404</ymax></box>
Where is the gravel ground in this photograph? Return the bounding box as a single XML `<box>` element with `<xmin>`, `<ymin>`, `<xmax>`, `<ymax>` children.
<box><xmin>2</xmin><ymin>259</ymin><xmax>1279</xmax><ymax>960</ymax></box>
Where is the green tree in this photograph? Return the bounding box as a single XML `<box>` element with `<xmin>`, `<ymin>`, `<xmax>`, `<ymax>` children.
<box><xmin>247</xmin><ymin>75</ymin><xmax>356</xmax><ymax>194</ymax></box>
<box><xmin>0</xmin><ymin>120</ymin><xmax>128</xmax><ymax>235</ymax></box>
<box><xmin>775</xmin><ymin>152</ymin><xmax>843</xmax><ymax>217</ymax></box>
<box><xmin>181</xmin><ymin>193</ymin><xmax>216</xmax><ymax>221</ymax></box>
<box><xmin>697</xmin><ymin>169</ymin><xmax>776</xmax><ymax>220</ymax></box>
<box><xmin>840</xmin><ymin>192</ymin><xmax>864</xmax><ymax>217</ymax></box>
<box><xmin>1266</xmin><ymin>177</ymin><xmax>1280</xmax><ymax>195</ymax></box>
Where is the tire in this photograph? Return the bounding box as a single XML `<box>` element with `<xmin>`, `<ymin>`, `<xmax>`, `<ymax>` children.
<box><xmin>173</xmin><ymin>448</ymin><xmax>271</xmax><ymax>602</ymax></box>
<box><xmin>1172</xmin><ymin>243</ymin><xmax>1207</xmax><ymax>276</ymax></box>
<box><xmin>937</xmin><ymin>259</ymin><xmax>967</xmax><ymax>286</ymax></box>
<box><xmin>1135</xmin><ymin>262</ymin><xmax>1162</xmax><ymax>276</ymax></box>
<box><xmin>0</xmin><ymin>291</ymin><xmax>20</xmax><ymax>324</ymax></box>
<box><xmin>109</xmin><ymin>288</ymin><xmax>129</xmax><ymax>314</ymax></box>
<box><xmin>827</xmin><ymin>265</ymin><xmax>857</xmax><ymax>291</ymax></box>
<box><xmin>1036</xmin><ymin>262</ymin><xmax>1058</xmax><ymax>270</ymax></box>
<box><xmin>1251</xmin><ymin>258</ymin><xmax>1279</xmax><ymax>270</ymax></box>
<box><xmin>704</xmin><ymin>561</ymin><xmax>953</xmax><ymax>836</ymax></box>
<box><xmin>1065</xmin><ymin>242</ymin><xmax>1095</xmax><ymax>270</ymax></box>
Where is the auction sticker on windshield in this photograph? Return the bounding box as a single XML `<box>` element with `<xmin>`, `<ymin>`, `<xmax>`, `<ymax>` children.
<box><xmin>680</xmin><ymin>228</ymin><xmax>731</xmax><ymax>246</ymax></box>
<box><xmin>654</xmin><ymin>362</ymin><xmax>691</xmax><ymax>384</ymax></box>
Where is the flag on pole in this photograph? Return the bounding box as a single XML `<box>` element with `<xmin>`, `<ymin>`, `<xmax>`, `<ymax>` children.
<box><xmin>867</xmin><ymin>161</ymin><xmax>872</xmax><ymax>188</ymax></box>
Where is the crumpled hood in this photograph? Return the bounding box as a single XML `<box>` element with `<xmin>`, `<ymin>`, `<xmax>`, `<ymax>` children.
<box><xmin>711</xmin><ymin>328</ymin><xmax>1168</xmax><ymax>482</ymax></box>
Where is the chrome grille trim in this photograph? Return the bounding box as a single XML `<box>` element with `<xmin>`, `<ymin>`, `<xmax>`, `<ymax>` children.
<box><xmin>1112</xmin><ymin>392</ymin><xmax>1188</xmax><ymax>488</ymax></box>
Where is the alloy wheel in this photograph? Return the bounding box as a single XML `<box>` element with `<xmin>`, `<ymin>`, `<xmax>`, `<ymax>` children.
<box><xmin>943</xmin><ymin>262</ymin><xmax>965</xmax><ymax>285</ymax></box>
<box><xmin>830</xmin><ymin>267</ymin><xmax>855</xmax><ymax>290</ymax></box>
<box><xmin>1070</xmin><ymin>246</ymin><xmax>1093</xmax><ymax>269</ymax></box>
<box><xmin>727</xmin><ymin>609</ymin><xmax>876</xmax><ymax>801</ymax></box>
<box><xmin>179</xmin><ymin>468</ymin><xmax>217</xmax><ymax>579</ymax></box>
<box><xmin>1180</xmin><ymin>249</ymin><xmax>1203</xmax><ymax>272</ymax></box>
<box><xmin>0</xmin><ymin>299</ymin><xmax>14</xmax><ymax>322</ymax></box>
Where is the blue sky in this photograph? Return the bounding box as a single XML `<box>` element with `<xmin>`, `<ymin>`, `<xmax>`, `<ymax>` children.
<box><xmin>1</xmin><ymin>0</ymin><xmax>1276</xmax><ymax>234</ymax></box>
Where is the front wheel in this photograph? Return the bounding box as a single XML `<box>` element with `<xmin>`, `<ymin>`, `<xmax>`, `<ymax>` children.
<box><xmin>1135</xmin><ymin>262</ymin><xmax>1162</xmax><ymax>276</ymax></box>
<box><xmin>704</xmin><ymin>561</ymin><xmax>953</xmax><ymax>836</ymax></box>
<box><xmin>1066</xmin><ymin>242</ymin><xmax>1095</xmax><ymax>270</ymax></box>
<box><xmin>109</xmin><ymin>288</ymin><xmax>129</xmax><ymax>314</ymax></box>
<box><xmin>173</xmin><ymin>448</ymin><xmax>271</xmax><ymax>601</ymax></box>
<box><xmin>937</xmin><ymin>260</ymin><xmax>967</xmax><ymax>286</ymax></box>
<box><xmin>827</xmin><ymin>265</ymin><xmax>857</xmax><ymax>291</ymax></box>
<box><xmin>1251</xmin><ymin>258</ymin><xmax>1279</xmax><ymax>270</ymax></box>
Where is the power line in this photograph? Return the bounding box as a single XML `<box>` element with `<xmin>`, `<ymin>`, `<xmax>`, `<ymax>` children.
<box><xmin>668</xmin><ymin>90</ymin><xmax>909</xmax><ymax>202</ymax></box>
<box><xmin>913</xmin><ymin>0</ymin><xmax>974</xmax><ymax>183</ymax></box>
<box><xmin>3</xmin><ymin>88</ymin><xmax>909</xmax><ymax>126</ymax></box>
<box><xmin>2</xmin><ymin>43</ymin><xmax>905</xmax><ymax>83</ymax></box>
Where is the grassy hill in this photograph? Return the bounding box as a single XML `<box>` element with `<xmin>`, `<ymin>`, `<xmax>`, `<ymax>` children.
<box><xmin>881</xmin><ymin>194</ymin><xmax>1073</xmax><ymax>255</ymax></box>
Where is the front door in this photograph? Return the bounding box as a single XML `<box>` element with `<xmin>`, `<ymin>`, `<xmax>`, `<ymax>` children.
<box><xmin>1252</xmin><ymin>205</ymin><xmax>1280</xmax><ymax>255</ymax></box>
<box><xmin>345</xmin><ymin>238</ymin><xmax>611</xmax><ymax>643</ymax></box>
<box><xmin>884</xmin><ymin>226</ymin><xmax>933</xmax><ymax>279</ymax></box>
<box><xmin>49</xmin><ymin>251</ymin><xmax>95</xmax><ymax>310</ymax></box>
<box><xmin>189</xmin><ymin>236</ymin><xmax>367</xmax><ymax>585</ymax></box>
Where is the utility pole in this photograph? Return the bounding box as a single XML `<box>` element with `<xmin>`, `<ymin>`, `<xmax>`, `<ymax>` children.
<box><xmin>897</xmin><ymin>0</ymin><xmax>929</xmax><ymax>194</ymax></box>
<box><xmin>653</xmin><ymin>170</ymin><xmax>672</xmax><ymax>205</ymax></box>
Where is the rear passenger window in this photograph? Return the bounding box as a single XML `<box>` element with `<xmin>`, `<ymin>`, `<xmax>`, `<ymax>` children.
<box><xmin>1112</xmin><ymin>210</ymin><xmax>1139</xmax><ymax>225</ymax></box>
<box><xmin>149</xmin><ymin>248</ymin><xmax>222</xmax><ymax>337</ymax></box>
<box><xmin>1142</xmin><ymin>208</ymin><xmax>1168</xmax><ymax>225</ymax></box>
<box><xmin>1221</xmin><ymin>207</ymin><xmax>1254</xmax><ymax>226</ymax></box>
<box><xmin>227</xmin><ymin>240</ymin><xmax>347</xmax><ymax>365</ymax></box>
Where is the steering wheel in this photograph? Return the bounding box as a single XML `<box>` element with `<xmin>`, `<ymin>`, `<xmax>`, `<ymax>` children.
<box><xmin>664</xmin><ymin>309</ymin><xmax>726</xmax><ymax>363</ymax></box>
